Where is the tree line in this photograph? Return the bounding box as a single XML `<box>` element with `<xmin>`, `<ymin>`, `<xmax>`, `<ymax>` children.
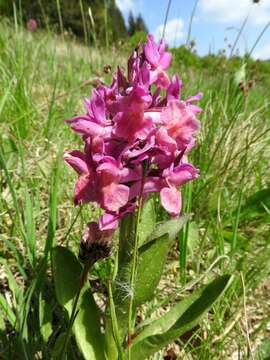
<box><xmin>0</xmin><ymin>0</ymin><xmax>148</xmax><ymax>44</ymax></box>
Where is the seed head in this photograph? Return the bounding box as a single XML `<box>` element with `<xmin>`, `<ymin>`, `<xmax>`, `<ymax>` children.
<box><xmin>79</xmin><ymin>222</ymin><xmax>113</xmax><ymax>264</ymax></box>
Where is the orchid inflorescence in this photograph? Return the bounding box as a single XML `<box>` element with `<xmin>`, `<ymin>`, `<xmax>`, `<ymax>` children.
<box><xmin>27</xmin><ymin>18</ymin><xmax>37</xmax><ymax>32</ymax></box>
<box><xmin>64</xmin><ymin>34</ymin><xmax>202</xmax><ymax>234</ymax></box>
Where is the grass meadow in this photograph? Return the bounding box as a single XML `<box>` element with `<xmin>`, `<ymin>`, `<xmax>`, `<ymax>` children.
<box><xmin>0</xmin><ymin>15</ymin><xmax>270</xmax><ymax>359</ymax></box>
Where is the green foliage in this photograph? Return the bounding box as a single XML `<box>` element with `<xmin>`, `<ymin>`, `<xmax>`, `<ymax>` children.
<box><xmin>254</xmin><ymin>338</ymin><xmax>270</xmax><ymax>359</ymax></box>
<box><xmin>138</xmin><ymin>198</ymin><xmax>156</xmax><ymax>247</ymax></box>
<box><xmin>52</xmin><ymin>246</ymin><xmax>105</xmax><ymax>360</ymax></box>
<box><xmin>135</xmin><ymin>233</ymin><xmax>170</xmax><ymax>305</ymax></box>
<box><xmin>238</xmin><ymin>188</ymin><xmax>270</xmax><ymax>222</ymax></box>
<box><xmin>124</xmin><ymin>31</ymin><xmax>148</xmax><ymax>52</ymax></box>
<box><xmin>39</xmin><ymin>297</ymin><xmax>53</xmax><ymax>343</ymax></box>
<box><xmin>130</xmin><ymin>275</ymin><xmax>232</xmax><ymax>359</ymax></box>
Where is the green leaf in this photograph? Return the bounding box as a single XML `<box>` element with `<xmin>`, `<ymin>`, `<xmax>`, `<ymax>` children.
<box><xmin>131</xmin><ymin>275</ymin><xmax>232</xmax><ymax>360</ymax></box>
<box><xmin>134</xmin><ymin>234</ymin><xmax>169</xmax><ymax>305</ymax></box>
<box><xmin>39</xmin><ymin>297</ymin><xmax>53</xmax><ymax>343</ymax></box>
<box><xmin>254</xmin><ymin>338</ymin><xmax>270</xmax><ymax>359</ymax></box>
<box><xmin>44</xmin><ymin>158</ymin><xmax>60</xmax><ymax>258</ymax></box>
<box><xmin>134</xmin><ymin>216</ymin><xmax>190</xmax><ymax>305</ymax></box>
<box><xmin>222</xmin><ymin>230</ymin><xmax>249</xmax><ymax>251</ymax></box>
<box><xmin>0</xmin><ymin>309</ymin><xmax>5</xmax><ymax>331</ymax></box>
<box><xmin>52</xmin><ymin>333</ymin><xmax>66</xmax><ymax>358</ymax></box>
<box><xmin>0</xmin><ymin>293</ymin><xmax>16</xmax><ymax>327</ymax></box>
<box><xmin>234</xmin><ymin>63</ymin><xmax>246</xmax><ymax>85</ymax></box>
<box><xmin>24</xmin><ymin>190</ymin><xmax>36</xmax><ymax>266</ymax></box>
<box><xmin>112</xmin><ymin>214</ymin><xmax>136</xmax><ymax>340</ymax></box>
<box><xmin>138</xmin><ymin>198</ymin><xmax>156</xmax><ymax>247</ymax></box>
<box><xmin>238</xmin><ymin>188</ymin><xmax>270</xmax><ymax>221</ymax></box>
<box><xmin>187</xmin><ymin>221</ymin><xmax>199</xmax><ymax>258</ymax></box>
<box><xmin>52</xmin><ymin>246</ymin><xmax>105</xmax><ymax>360</ymax></box>
<box><xmin>143</xmin><ymin>215</ymin><xmax>191</xmax><ymax>247</ymax></box>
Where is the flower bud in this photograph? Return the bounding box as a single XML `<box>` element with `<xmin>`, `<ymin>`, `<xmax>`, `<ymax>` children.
<box><xmin>79</xmin><ymin>222</ymin><xmax>113</xmax><ymax>264</ymax></box>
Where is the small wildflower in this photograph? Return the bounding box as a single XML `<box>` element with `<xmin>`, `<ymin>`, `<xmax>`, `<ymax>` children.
<box><xmin>27</xmin><ymin>18</ymin><xmax>37</xmax><ymax>32</ymax></box>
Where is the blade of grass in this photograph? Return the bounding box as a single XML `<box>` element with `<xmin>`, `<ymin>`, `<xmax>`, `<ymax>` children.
<box><xmin>162</xmin><ymin>0</ymin><xmax>172</xmax><ymax>39</ymax></box>
<box><xmin>179</xmin><ymin>182</ymin><xmax>193</xmax><ymax>284</ymax></box>
<box><xmin>44</xmin><ymin>150</ymin><xmax>61</xmax><ymax>258</ymax></box>
<box><xmin>186</xmin><ymin>0</ymin><xmax>199</xmax><ymax>46</ymax></box>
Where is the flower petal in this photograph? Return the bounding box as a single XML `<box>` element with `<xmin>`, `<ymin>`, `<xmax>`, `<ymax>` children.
<box><xmin>160</xmin><ymin>187</ymin><xmax>181</xmax><ymax>216</ymax></box>
<box><xmin>102</xmin><ymin>183</ymin><xmax>129</xmax><ymax>212</ymax></box>
<box><xmin>167</xmin><ymin>163</ymin><xmax>199</xmax><ymax>187</ymax></box>
<box><xmin>71</xmin><ymin>120</ymin><xmax>104</xmax><ymax>137</ymax></box>
<box><xmin>159</xmin><ymin>52</ymin><xmax>172</xmax><ymax>70</ymax></box>
<box><xmin>74</xmin><ymin>175</ymin><xmax>97</xmax><ymax>205</ymax></box>
<box><xmin>64</xmin><ymin>151</ymin><xmax>88</xmax><ymax>175</ymax></box>
<box><xmin>99</xmin><ymin>213</ymin><xmax>119</xmax><ymax>230</ymax></box>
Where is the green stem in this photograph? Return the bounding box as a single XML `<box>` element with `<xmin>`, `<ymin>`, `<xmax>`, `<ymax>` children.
<box><xmin>108</xmin><ymin>281</ymin><xmax>124</xmax><ymax>360</ymax></box>
<box><xmin>55</xmin><ymin>0</ymin><xmax>64</xmax><ymax>41</ymax></box>
<box><xmin>60</xmin><ymin>261</ymin><xmax>92</xmax><ymax>359</ymax></box>
<box><xmin>127</xmin><ymin>172</ymin><xmax>146</xmax><ymax>359</ymax></box>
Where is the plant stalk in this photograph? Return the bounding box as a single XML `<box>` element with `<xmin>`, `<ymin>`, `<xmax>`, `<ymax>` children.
<box><xmin>127</xmin><ymin>167</ymin><xmax>147</xmax><ymax>359</ymax></box>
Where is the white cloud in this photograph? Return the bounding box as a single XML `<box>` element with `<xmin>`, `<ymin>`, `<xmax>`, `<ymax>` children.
<box><xmin>115</xmin><ymin>0</ymin><xmax>134</xmax><ymax>13</ymax></box>
<box><xmin>254</xmin><ymin>44</ymin><xmax>270</xmax><ymax>59</ymax></box>
<box><xmin>155</xmin><ymin>18</ymin><xmax>184</xmax><ymax>46</ymax></box>
<box><xmin>200</xmin><ymin>0</ymin><xmax>270</xmax><ymax>24</ymax></box>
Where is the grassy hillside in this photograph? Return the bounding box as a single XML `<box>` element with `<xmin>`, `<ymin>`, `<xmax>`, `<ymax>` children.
<box><xmin>0</xmin><ymin>18</ymin><xmax>270</xmax><ymax>359</ymax></box>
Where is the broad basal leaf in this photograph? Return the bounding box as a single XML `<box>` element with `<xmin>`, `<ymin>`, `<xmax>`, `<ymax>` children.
<box><xmin>131</xmin><ymin>275</ymin><xmax>232</xmax><ymax>360</ymax></box>
<box><xmin>142</xmin><ymin>215</ymin><xmax>191</xmax><ymax>247</ymax></box>
<box><xmin>134</xmin><ymin>215</ymin><xmax>190</xmax><ymax>305</ymax></box>
<box><xmin>52</xmin><ymin>246</ymin><xmax>104</xmax><ymax>360</ymax></box>
<box><xmin>134</xmin><ymin>234</ymin><xmax>169</xmax><ymax>305</ymax></box>
<box><xmin>138</xmin><ymin>198</ymin><xmax>156</xmax><ymax>247</ymax></box>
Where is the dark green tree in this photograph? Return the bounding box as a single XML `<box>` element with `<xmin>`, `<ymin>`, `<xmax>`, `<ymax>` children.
<box><xmin>128</xmin><ymin>11</ymin><xmax>136</xmax><ymax>36</ymax></box>
<box><xmin>135</xmin><ymin>13</ymin><xmax>148</xmax><ymax>33</ymax></box>
<box><xmin>0</xmin><ymin>0</ymin><xmax>128</xmax><ymax>45</ymax></box>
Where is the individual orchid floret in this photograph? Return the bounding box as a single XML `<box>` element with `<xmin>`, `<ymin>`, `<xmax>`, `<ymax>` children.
<box><xmin>112</xmin><ymin>85</ymin><xmax>152</xmax><ymax>142</ymax></box>
<box><xmin>66</xmin><ymin>89</ymin><xmax>110</xmax><ymax>139</ymax></box>
<box><xmin>144</xmin><ymin>34</ymin><xmax>172</xmax><ymax>88</ymax></box>
<box><xmin>64</xmin><ymin>149</ymin><xmax>98</xmax><ymax>205</ymax></box>
<box><xmin>161</xmin><ymin>100</ymin><xmax>201</xmax><ymax>151</ymax></box>
<box><xmin>96</xmin><ymin>160</ymin><xmax>129</xmax><ymax>212</ymax></box>
<box><xmin>160</xmin><ymin>163</ymin><xmax>199</xmax><ymax>216</ymax></box>
<box><xmin>167</xmin><ymin>75</ymin><xmax>182</xmax><ymax>101</ymax></box>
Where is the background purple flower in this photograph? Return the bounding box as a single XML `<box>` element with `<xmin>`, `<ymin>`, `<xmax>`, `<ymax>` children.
<box><xmin>27</xmin><ymin>18</ymin><xmax>37</xmax><ymax>32</ymax></box>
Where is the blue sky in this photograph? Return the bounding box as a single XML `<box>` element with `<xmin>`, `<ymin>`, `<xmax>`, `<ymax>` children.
<box><xmin>115</xmin><ymin>0</ymin><xmax>270</xmax><ymax>59</ymax></box>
